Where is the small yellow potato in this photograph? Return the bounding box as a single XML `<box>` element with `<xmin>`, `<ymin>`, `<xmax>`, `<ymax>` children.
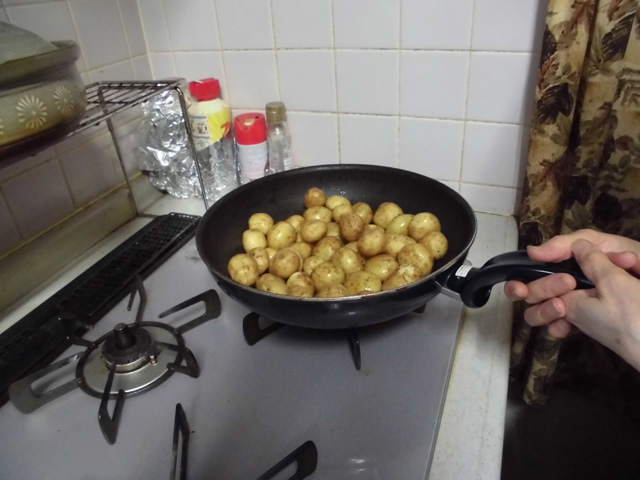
<box><xmin>364</xmin><ymin>254</ymin><xmax>399</xmax><ymax>281</ymax></box>
<box><xmin>303</xmin><ymin>255</ymin><xmax>325</xmax><ymax>275</ymax></box>
<box><xmin>325</xmin><ymin>195</ymin><xmax>350</xmax><ymax>210</ymax></box>
<box><xmin>352</xmin><ymin>202</ymin><xmax>373</xmax><ymax>224</ymax></box>
<box><xmin>315</xmin><ymin>285</ymin><xmax>349</xmax><ymax>298</ymax></box>
<box><xmin>332</xmin><ymin>203</ymin><xmax>352</xmax><ymax>222</ymax></box>
<box><xmin>386</xmin><ymin>214</ymin><xmax>414</xmax><ymax>236</ymax></box>
<box><xmin>249</xmin><ymin>247</ymin><xmax>270</xmax><ymax>274</ymax></box>
<box><xmin>256</xmin><ymin>274</ymin><xmax>288</xmax><ymax>295</ymax></box>
<box><xmin>267</xmin><ymin>221</ymin><xmax>296</xmax><ymax>250</ymax></box>
<box><xmin>303</xmin><ymin>206</ymin><xmax>333</xmax><ymax>223</ymax></box>
<box><xmin>269</xmin><ymin>248</ymin><xmax>302</xmax><ymax>279</ymax></box>
<box><xmin>326</xmin><ymin>222</ymin><xmax>341</xmax><ymax>238</ymax></box>
<box><xmin>339</xmin><ymin>213</ymin><xmax>365</xmax><ymax>243</ymax></box>
<box><xmin>331</xmin><ymin>247</ymin><xmax>364</xmax><ymax>275</ymax></box>
<box><xmin>289</xmin><ymin>285</ymin><xmax>313</xmax><ymax>297</ymax></box>
<box><xmin>345</xmin><ymin>241</ymin><xmax>359</xmax><ymax>252</ymax></box>
<box><xmin>311</xmin><ymin>262</ymin><xmax>346</xmax><ymax>290</ymax></box>
<box><xmin>286</xmin><ymin>272</ymin><xmax>315</xmax><ymax>296</ymax></box>
<box><xmin>419</xmin><ymin>231</ymin><xmax>448</xmax><ymax>260</ymax></box>
<box><xmin>290</xmin><ymin>241</ymin><xmax>312</xmax><ymax>260</ymax></box>
<box><xmin>382</xmin><ymin>264</ymin><xmax>424</xmax><ymax>291</ymax></box>
<box><xmin>256</xmin><ymin>273</ymin><xmax>285</xmax><ymax>288</ymax></box>
<box><xmin>242</xmin><ymin>229</ymin><xmax>267</xmax><ymax>252</ymax></box>
<box><xmin>397</xmin><ymin>243</ymin><xmax>434</xmax><ymax>276</ymax></box>
<box><xmin>265</xmin><ymin>247</ymin><xmax>277</xmax><ymax>261</ymax></box>
<box><xmin>345</xmin><ymin>271</ymin><xmax>382</xmax><ymax>296</ymax></box>
<box><xmin>408</xmin><ymin>213</ymin><xmax>441</xmax><ymax>241</ymax></box>
<box><xmin>384</xmin><ymin>233</ymin><xmax>416</xmax><ymax>258</ymax></box>
<box><xmin>300</xmin><ymin>219</ymin><xmax>328</xmax><ymax>243</ymax></box>
<box><xmin>357</xmin><ymin>225</ymin><xmax>386</xmax><ymax>258</ymax></box>
<box><xmin>228</xmin><ymin>254</ymin><xmax>259</xmax><ymax>286</ymax></box>
<box><xmin>248</xmin><ymin>213</ymin><xmax>274</xmax><ymax>235</ymax></box>
<box><xmin>373</xmin><ymin>202</ymin><xmax>403</xmax><ymax>229</ymax></box>
<box><xmin>304</xmin><ymin>187</ymin><xmax>327</xmax><ymax>208</ymax></box>
<box><xmin>286</xmin><ymin>214</ymin><xmax>305</xmax><ymax>232</ymax></box>
<box><xmin>313</xmin><ymin>236</ymin><xmax>343</xmax><ymax>260</ymax></box>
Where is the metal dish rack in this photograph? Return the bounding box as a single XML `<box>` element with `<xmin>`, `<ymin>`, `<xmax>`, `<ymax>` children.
<box><xmin>71</xmin><ymin>79</ymin><xmax>208</xmax><ymax>215</ymax></box>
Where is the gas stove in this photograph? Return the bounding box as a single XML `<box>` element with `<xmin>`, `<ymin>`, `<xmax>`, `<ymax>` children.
<box><xmin>0</xmin><ymin>219</ymin><xmax>464</xmax><ymax>479</ymax></box>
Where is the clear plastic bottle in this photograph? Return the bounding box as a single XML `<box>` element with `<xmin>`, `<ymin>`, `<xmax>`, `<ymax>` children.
<box><xmin>265</xmin><ymin>101</ymin><xmax>295</xmax><ymax>174</ymax></box>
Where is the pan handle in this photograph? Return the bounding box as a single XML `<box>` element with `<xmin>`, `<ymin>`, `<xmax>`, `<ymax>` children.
<box><xmin>439</xmin><ymin>250</ymin><xmax>594</xmax><ymax>308</ymax></box>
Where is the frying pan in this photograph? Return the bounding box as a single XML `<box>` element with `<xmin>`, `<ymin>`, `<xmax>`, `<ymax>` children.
<box><xmin>196</xmin><ymin>165</ymin><xmax>592</xmax><ymax>329</ymax></box>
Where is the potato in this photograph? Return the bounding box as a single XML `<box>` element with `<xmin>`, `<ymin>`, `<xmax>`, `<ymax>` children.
<box><xmin>267</xmin><ymin>221</ymin><xmax>296</xmax><ymax>250</ymax></box>
<box><xmin>311</xmin><ymin>262</ymin><xmax>346</xmax><ymax>290</ymax></box>
<box><xmin>296</xmin><ymin>232</ymin><xmax>303</xmax><ymax>242</ymax></box>
<box><xmin>303</xmin><ymin>206</ymin><xmax>332</xmax><ymax>223</ymax></box>
<box><xmin>384</xmin><ymin>233</ymin><xmax>416</xmax><ymax>258</ymax></box>
<box><xmin>242</xmin><ymin>229</ymin><xmax>267</xmax><ymax>252</ymax></box>
<box><xmin>373</xmin><ymin>202</ymin><xmax>403</xmax><ymax>229</ymax></box>
<box><xmin>386</xmin><ymin>214</ymin><xmax>413</xmax><ymax>236</ymax></box>
<box><xmin>357</xmin><ymin>225</ymin><xmax>385</xmax><ymax>258</ymax></box>
<box><xmin>286</xmin><ymin>272</ymin><xmax>315</xmax><ymax>296</ymax></box>
<box><xmin>326</xmin><ymin>222</ymin><xmax>341</xmax><ymax>238</ymax></box>
<box><xmin>248</xmin><ymin>213</ymin><xmax>274</xmax><ymax>235</ymax></box>
<box><xmin>345</xmin><ymin>271</ymin><xmax>382</xmax><ymax>296</ymax></box>
<box><xmin>228</xmin><ymin>254</ymin><xmax>260</xmax><ymax>286</ymax></box>
<box><xmin>303</xmin><ymin>255</ymin><xmax>325</xmax><ymax>275</ymax></box>
<box><xmin>300</xmin><ymin>219</ymin><xmax>328</xmax><ymax>243</ymax></box>
<box><xmin>249</xmin><ymin>247</ymin><xmax>270</xmax><ymax>274</ymax></box>
<box><xmin>256</xmin><ymin>274</ymin><xmax>289</xmax><ymax>295</ymax></box>
<box><xmin>382</xmin><ymin>264</ymin><xmax>424</xmax><ymax>290</ymax></box>
<box><xmin>419</xmin><ymin>231</ymin><xmax>448</xmax><ymax>260</ymax></box>
<box><xmin>352</xmin><ymin>202</ymin><xmax>373</xmax><ymax>224</ymax></box>
<box><xmin>315</xmin><ymin>284</ymin><xmax>349</xmax><ymax>298</ymax></box>
<box><xmin>269</xmin><ymin>248</ymin><xmax>302</xmax><ymax>279</ymax></box>
<box><xmin>289</xmin><ymin>285</ymin><xmax>313</xmax><ymax>297</ymax></box>
<box><xmin>313</xmin><ymin>236</ymin><xmax>343</xmax><ymax>260</ymax></box>
<box><xmin>290</xmin><ymin>241</ymin><xmax>312</xmax><ymax>260</ymax></box>
<box><xmin>331</xmin><ymin>247</ymin><xmax>364</xmax><ymax>275</ymax></box>
<box><xmin>345</xmin><ymin>241</ymin><xmax>359</xmax><ymax>252</ymax></box>
<box><xmin>286</xmin><ymin>214</ymin><xmax>305</xmax><ymax>232</ymax></box>
<box><xmin>256</xmin><ymin>273</ymin><xmax>285</xmax><ymax>288</ymax></box>
<box><xmin>265</xmin><ymin>247</ymin><xmax>277</xmax><ymax>261</ymax></box>
<box><xmin>331</xmin><ymin>203</ymin><xmax>352</xmax><ymax>222</ymax></box>
<box><xmin>397</xmin><ymin>243</ymin><xmax>434</xmax><ymax>276</ymax></box>
<box><xmin>409</xmin><ymin>213</ymin><xmax>441</xmax><ymax>241</ymax></box>
<box><xmin>304</xmin><ymin>187</ymin><xmax>327</xmax><ymax>208</ymax></box>
<box><xmin>364</xmin><ymin>254</ymin><xmax>399</xmax><ymax>281</ymax></box>
<box><xmin>339</xmin><ymin>213</ymin><xmax>365</xmax><ymax>243</ymax></box>
<box><xmin>325</xmin><ymin>195</ymin><xmax>350</xmax><ymax>210</ymax></box>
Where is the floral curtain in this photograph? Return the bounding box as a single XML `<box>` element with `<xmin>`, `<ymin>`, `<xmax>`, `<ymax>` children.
<box><xmin>513</xmin><ymin>0</ymin><xmax>640</xmax><ymax>407</ymax></box>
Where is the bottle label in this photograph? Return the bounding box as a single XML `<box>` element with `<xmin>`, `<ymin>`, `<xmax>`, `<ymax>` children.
<box><xmin>238</xmin><ymin>142</ymin><xmax>268</xmax><ymax>182</ymax></box>
<box><xmin>190</xmin><ymin>109</ymin><xmax>231</xmax><ymax>149</ymax></box>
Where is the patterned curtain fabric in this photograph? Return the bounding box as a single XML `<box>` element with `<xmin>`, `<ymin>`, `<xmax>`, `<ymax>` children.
<box><xmin>514</xmin><ymin>0</ymin><xmax>640</xmax><ymax>407</ymax></box>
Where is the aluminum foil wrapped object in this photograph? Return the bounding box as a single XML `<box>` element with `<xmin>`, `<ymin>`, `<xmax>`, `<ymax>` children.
<box><xmin>138</xmin><ymin>89</ymin><xmax>237</xmax><ymax>203</ymax></box>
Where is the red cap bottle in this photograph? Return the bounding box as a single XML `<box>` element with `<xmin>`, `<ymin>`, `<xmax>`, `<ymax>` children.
<box><xmin>189</xmin><ymin>78</ymin><xmax>221</xmax><ymax>101</ymax></box>
<box><xmin>234</xmin><ymin>113</ymin><xmax>267</xmax><ymax>145</ymax></box>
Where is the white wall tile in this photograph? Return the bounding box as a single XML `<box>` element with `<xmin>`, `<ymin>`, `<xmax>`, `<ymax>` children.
<box><xmin>132</xmin><ymin>55</ymin><xmax>153</xmax><ymax>80</ymax></box>
<box><xmin>173</xmin><ymin>51</ymin><xmax>224</xmax><ymax>83</ymax></box>
<box><xmin>0</xmin><ymin>193</ymin><xmax>22</xmax><ymax>253</ymax></box>
<box><xmin>150</xmin><ymin>52</ymin><xmax>176</xmax><ymax>79</ymax></box>
<box><xmin>0</xmin><ymin>146</ymin><xmax>56</xmax><ymax>182</ymax></box>
<box><xmin>333</xmin><ymin>0</ymin><xmax>399</xmax><ymax>48</ymax></box>
<box><xmin>462</xmin><ymin>122</ymin><xmax>528</xmax><ymax>188</ymax></box>
<box><xmin>118</xmin><ymin>0</ymin><xmax>146</xmax><ymax>56</ymax></box>
<box><xmin>440</xmin><ymin>180</ymin><xmax>460</xmax><ymax>193</ymax></box>
<box><xmin>400</xmin><ymin>51</ymin><xmax>468</xmax><ymax>120</ymax></box>
<box><xmin>215</xmin><ymin>0</ymin><xmax>273</xmax><ymax>50</ymax></box>
<box><xmin>3</xmin><ymin>0</ymin><xmax>57</xmax><ymax>5</ymax></box>
<box><xmin>401</xmin><ymin>0</ymin><xmax>473</xmax><ymax>49</ymax></box>
<box><xmin>277</xmin><ymin>50</ymin><xmax>336</xmax><ymax>112</ymax></box>
<box><xmin>467</xmin><ymin>52</ymin><xmax>536</xmax><ymax>124</ymax></box>
<box><xmin>114</xmin><ymin>120</ymin><xmax>143</xmax><ymax>177</ymax></box>
<box><xmin>339</xmin><ymin>115</ymin><xmax>397</xmax><ymax>167</ymax></box>
<box><xmin>58</xmin><ymin>134</ymin><xmax>120</xmax><ymax>206</ymax></box>
<box><xmin>287</xmin><ymin>112</ymin><xmax>339</xmax><ymax>167</ymax></box>
<box><xmin>137</xmin><ymin>0</ymin><xmax>171</xmax><ymax>52</ymax></box>
<box><xmin>272</xmin><ymin>0</ymin><xmax>332</xmax><ymax>48</ymax></box>
<box><xmin>399</xmin><ymin>118</ymin><xmax>463</xmax><ymax>182</ymax></box>
<box><xmin>88</xmin><ymin>60</ymin><xmax>134</xmax><ymax>82</ymax></box>
<box><xmin>459</xmin><ymin>183</ymin><xmax>520</xmax><ymax>215</ymax></box>
<box><xmin>0</xmin><ymin>8</ymin><xmax>9</xmax><ymax>23</ymax></box>
<box><xmin>223</xmin><ymin>51</ymin><xmax>279</xmax><ymax>109</ymax></box>
<box><xmin>163</xmin><ymin>0</ymin><xmax>219</xmax><ymax>51</ymax></box>
<box><xmin>1</xmin><ymin>159</ymin><xmax>75</xmax><ymax>239</ymax></box>
<box><xmin>472</xmin><ymin>0</ymin><xmax>546</xmax><ymax>52</ymax></box>
<box><xmin>336</xmin><ymin>51</ymin><xmax>397</xmax><ymax>115</ymax></box>
<box><xmin>70</xmin><ymin>0</ymin><xmax>129</xmax><ymax>69</ymax></box>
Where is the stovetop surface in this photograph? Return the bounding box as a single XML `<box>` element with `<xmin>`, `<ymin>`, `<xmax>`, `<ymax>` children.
<box><xmin>0</xmin><ymin>239</ymin><xmax>463</xmax><ymax>480</ymax></box>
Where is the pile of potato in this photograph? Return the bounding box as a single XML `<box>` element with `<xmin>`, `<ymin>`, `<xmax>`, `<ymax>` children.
<box><xmin>227</xmin><ymin>187</ymin><xmax>448</xmax><ymax>298</ymax></box>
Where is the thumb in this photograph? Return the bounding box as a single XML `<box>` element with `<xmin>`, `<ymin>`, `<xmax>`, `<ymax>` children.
<box><xmin>528</xmin><ymin>235</ymin><xmax>574</xmax><ymax>262</ymax></box>
<box><xmin>571</xmin><ymin>239</ymin><xmax>621</xmax><ymax>286</ymax></box>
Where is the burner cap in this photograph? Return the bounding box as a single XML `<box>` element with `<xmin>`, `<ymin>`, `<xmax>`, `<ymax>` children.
<box><xmin>102</xmin><ymin>324</ymin><xmax>158</xmax><ymax>372</ymax></box>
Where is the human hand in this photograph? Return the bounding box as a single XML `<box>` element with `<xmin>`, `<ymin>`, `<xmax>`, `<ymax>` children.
<box><xmin>504</xmin><ymin>229</ymin><xmax>640</xmax><ymax>338</ymax></box>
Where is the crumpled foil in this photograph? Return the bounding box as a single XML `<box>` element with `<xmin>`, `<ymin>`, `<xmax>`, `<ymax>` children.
<box><xmin>138</xmin><ymin>89</ymin><xmax>237</xmax><ymax>203</ymax></box>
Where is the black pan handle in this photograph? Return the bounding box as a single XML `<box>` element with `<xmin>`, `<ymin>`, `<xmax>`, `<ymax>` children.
<box><xmin>442</xmin><ymin>250</ymin><xmax>594</xmax><ymax>308</ymax></box>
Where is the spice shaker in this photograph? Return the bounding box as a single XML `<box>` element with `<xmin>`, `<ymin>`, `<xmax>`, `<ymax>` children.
<box><xmin>265</xmin><ymin>101</ymin><xmax>294</xmax><ymax>174</ymax></box>
<box><xmin>234</xmin><ymin>113</ymin><xmax>268</xmax><ymax>184</ymax></box>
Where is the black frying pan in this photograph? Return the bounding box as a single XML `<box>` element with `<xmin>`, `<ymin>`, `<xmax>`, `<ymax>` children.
<box><xmin>196</xmin><ymin>165</ymin><xmax>592</xmax><ymax>329</ymax></box>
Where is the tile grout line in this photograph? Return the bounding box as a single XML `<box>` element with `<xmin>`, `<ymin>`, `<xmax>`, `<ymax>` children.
<box><xmin>211</xmin><ymin>0</ymin><xmax>231</xmax><ymax>104</ymax></box>
<box><xmin>114</xmin><ymin>0</ymin><xmax>135</xmax><ymax>78</ymax></box>
<box><xmin>0</xmin><ymin>182</ymin><xmax>24</xmax><ymax>242</ymax></box>
<box><xmin>396</xmin><ymin>0</ymin><xmax>402</xmax><ymax>168</ymax></box>
<box><xmin>458</xmin><ymin>0</ymin><xmax>478</xmax><ymax>186</ymax></box>
<box><xmin>65</xmin><ymin>0</ymin><xmax>90</xmax><ymax>75</ymax></box>
<box><xmin>267</xmin><ymin>0</ymin><xmax>282</xmax><ymax>102</ymax></box>
<box><xmin>330</xmin><ymin>0</ymin><xmax>342</xmax><ymax>164</ymax></box>
<box><xmin>134</xmin><ymin>0</ymin><xmax>153</xmax><ymax>75</ymax></box>
<box><xmin>158</xmin><ymin>0</ymin><xmax>176</xmax><ymax>77</ymax></box>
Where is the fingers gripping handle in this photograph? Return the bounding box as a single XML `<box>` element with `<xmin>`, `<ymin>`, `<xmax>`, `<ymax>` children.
<box><xmin>445</xmin><ymin>250</ymin><xmax>594</xmax><ymax>308</ymax></box>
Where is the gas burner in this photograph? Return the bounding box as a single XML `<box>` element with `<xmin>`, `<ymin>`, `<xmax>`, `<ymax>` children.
<box><xmin>8</xmin><ymin>278</ymin><xmax>221</xmax><ymax>445</ymax></box>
